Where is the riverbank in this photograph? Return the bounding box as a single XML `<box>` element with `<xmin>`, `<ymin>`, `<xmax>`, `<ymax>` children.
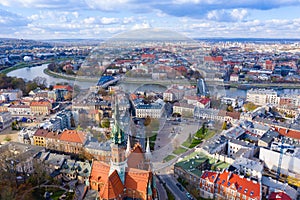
<box><xmin>223</xmin><ymin>82</ymin><xmax>300</xmax><ymax>89</ymax></box>
<box><xmin>1</xmin><ymin>61</ymin><xmax>50</xmax><ymax>75</ymax></box>
<box><xmin>44</xmin><ymin>68</ymin><xmax>98</xmax><ymax>82</ymax></box>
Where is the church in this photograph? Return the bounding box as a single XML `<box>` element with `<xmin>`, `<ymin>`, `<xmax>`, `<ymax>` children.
<box><xmin>89</xmin><ymin>98</ymin><xmax>157</xmax><ymax>200</ymax></box>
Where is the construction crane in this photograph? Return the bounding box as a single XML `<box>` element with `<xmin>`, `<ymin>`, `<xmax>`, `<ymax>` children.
<box><xmin>276</xmin><ymin>137</ymin><xmax>295</xmax><ymax>182</ymax></box>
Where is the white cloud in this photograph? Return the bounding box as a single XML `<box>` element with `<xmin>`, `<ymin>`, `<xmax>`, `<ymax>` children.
<box><xmin>122</xmin><ymin>17</ymin><xmax>135</xmax><ymax>24</ymax></box>
<box><xmin>100</xmin><ymin>17</ymin><xmax>119</xmax><ymax>25</ymax></box>
<box><xmin>132</xmin><ymin>21</ymin><xmax>152</xmax><ymax>30</ymax></box>
<box><xmin>0</xmin><ymin>0</ymin><xmax>87</xmax><ymax>9</ymax></box>
<box><xmin>207</xmin><ymin>9</ymin><xmax>248</xmax><ymax>22</ymax></box>
<box><xmin>83</xmin><ymin>17</ymin><xmax>96</xmax><ymax>24</ymax></box>
<box><xmin>85</xmin><ymin>0</ymin><xmax>131</xmax><ymax>11</ymax></box>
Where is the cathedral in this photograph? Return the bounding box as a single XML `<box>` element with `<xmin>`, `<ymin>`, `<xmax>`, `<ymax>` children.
<box><xmin>89</xmin><ymin>98</ymin><xmax>157</xmax><ymax>200</ymax></box>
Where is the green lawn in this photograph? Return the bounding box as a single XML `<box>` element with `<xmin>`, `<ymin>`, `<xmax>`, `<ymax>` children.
<box><xmin>189</xmin><ymin>138</ymin><xmax>202</xmax><ymax>148</ymax></box>
<box><xmin>182</xmin><ymin>140</ymin><xmax>192</xmax><ymax>148</ymax></box>
<box><xmin>203</xmin><ymin>130</ymin><xmax>216</xmax><ymax>140</ymax></box>
<box><xmin>173</xmin><ymin>147</ymin><xmax>187</xmax><ymax>155</ymax></box>
<box><xmin>163</xmin><ymin>155</ymin><xmax>176</xmax><ymax>162</ymax></box>
<box><xmin>182</xmin><ymin>127</ymin><xmax>216</xmax><ymax>149</ymax></box>
<box><xmin>51</xmin><ymin>190</ymin><xmax>65</xmax><ymax>200</ymax></box>
<box><xmin>149</xmin><ymin>134</ymin><xmax>157</xmax><ymax>150</ymax></box>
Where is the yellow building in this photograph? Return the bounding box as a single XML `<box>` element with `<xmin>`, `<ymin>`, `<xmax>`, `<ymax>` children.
<box><xmin>33</xmin><ymin>128</ymin><xmax>50</xmax><ymax>147</ymax></box>
<box><xmin>30</xmin><ymin>101</ymin><xmax>52</xmax><ymax>115</ymax></box>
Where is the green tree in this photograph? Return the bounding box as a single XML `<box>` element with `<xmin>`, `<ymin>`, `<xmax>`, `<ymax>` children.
<box><xmin>222</xmin><ymin>121</ymin><xmax>227</xmax><ymax>130</ymax></box>
<box><xmin>227</xmin><ymin>105</ymin><xmax>234</xmax><ymax>112</ymax></box>
<box><xmin>100</xmin><ymin>118</ymin><xmax>110</xmax><ymax>128</ymax></box>
<box><xmin>244</xmin><ymin>102</ymin><xmax>258</xmax><ymax>111</ymax></box>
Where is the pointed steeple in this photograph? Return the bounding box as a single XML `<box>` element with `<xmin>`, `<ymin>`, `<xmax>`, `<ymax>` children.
<box><xmin>125</xmin><ymin>135</ymin><xmax>131</xmax><ymax>157</ymax></box>
<box><xmin>145</xmin><ymin>137</ymin><xmax>151</xmax><ymax>160</ymax></box>
<box><xmin>111</xmin><ymin>95</ymin><xmax>124</xmax><ymax>145</ymax></box>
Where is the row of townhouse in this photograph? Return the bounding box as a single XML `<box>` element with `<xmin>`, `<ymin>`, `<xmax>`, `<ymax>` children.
<box><xmin>246</xmin><ymin>88</ymin><xmax>300</xmax><ymax>112</ymax></box>
<box><xmin>32</xmin><ymin>128</ymin><xmax>112</xmax><ymax>162</ymax></box>
<box><xmin>200</xmin><ymin>170</ymin><xmax>262</xmax><ymax>200</ymax></box>
<box><xmin>4</xmin><ymin>100</ymin><xmax>52</xmax><ymax>116</ymax></box>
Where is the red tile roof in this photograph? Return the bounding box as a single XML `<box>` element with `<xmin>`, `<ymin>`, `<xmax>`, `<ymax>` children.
<box><xmin>199</xmin><ymin>97</ymin><xmax>210</xmax><ymax>105</ymax></box>
<box><xmin>274</xmin><ymin>127</ymin><xmax>300</xmax><ymax>140</ymax></box>
<box><xmin>90</xmin><ymin>160</ymin><xmax>110</xmax><ymax>184</ymax></box>
<box><xmin>53</xmin><ymin>85</ymin><xmax>73</xmax><ymax>91</ymax></box>
<box><xmin>34</xmin><ymin>128</ymin><xmax>50</xmax><ymax>137</ymax></box>
<box><xmin>30</xmin><ymin>101</ymin><xmax>51</xmax><ymax>107</ymax></box>
<box><xmin>204</xmin><ymin>56</ymin><xmax>223</xmax><ymax>62</ymax></box>
<box><xmin>216</xmin><ymin>171</ymin><xmax>260</xmax><ymax>199</ymax></box>
<box><xmin>125</xmin><ymin>168</ymin><xmax>151</xmax><ymax>198</ymax></box>
<box><xmin>269</xmin><ymin>192</ymin><xmax>292</xmax><ymax>200</ymax></box>
<box><xmin>127</xmin><ymin>144</ymin><xmax>145</xmax><ymax>169</ymax></box>
<box><xmin>46</xmin><ymin>131</ymin><xmax>62</xmax><ymax>139</ymax></box>
<box><xmin>201</xmin><ymin>171</ymin><xmax>218</xmax><ymax>183</ymax></box>
<box><xmin>60</xmin><ymin>130</ymin><xmax>86</xmax><ymax>144</ymax></box>
<box><xmin>100</xmin><ymin>170</ymin><xmax>124</xmax><ymax>199</ymax></box>
<box><xmin>141</xmin><ymin>54</ymin><xmax>155</xmax><ymax>59</ymax></box>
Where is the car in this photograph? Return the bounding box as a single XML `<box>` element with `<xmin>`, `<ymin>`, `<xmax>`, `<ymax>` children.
<box><xmin>176</xmin><ymin>183</ymin><xmax>184</xmax><ymax>191</ymax></box>
<box><xmin>186</xmin><ymin>192</ymin><xmax>193</xmax><ymax>199</ymax></box>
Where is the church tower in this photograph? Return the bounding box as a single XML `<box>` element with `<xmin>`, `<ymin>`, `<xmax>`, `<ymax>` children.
<box><xmin>109</xmin><ymin>96</ymin><xmax>127</xmax><ymax>184</ymax></box>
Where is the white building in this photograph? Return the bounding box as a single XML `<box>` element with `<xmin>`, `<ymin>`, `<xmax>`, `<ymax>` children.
<box><xmin>135</xmin><ymin>102</ymin><xmax>164</xmax><ymax>119</ymax></box>
<box><xmin>7</xmin><ymin>105</ymin><xmax>31</xmax><ymax>116</ymax></box>
<box><xmin>232</xmin><ymin>157</ymin><xmax>263</xmax><ymax>180</ymax></box>
<box><xmin>227</xmin><ymin>139</ymin><xmax>256</xmax><ymax>159</ymax></box>
<box><xmin>259</xmin><ymin>146</ymin><xmax>300</xmax><ymax>177</ymax></box>
<box><xmin>246</xmin><ymin>88</ymin><xmax>279</xmax><ymax>106</ymax></box>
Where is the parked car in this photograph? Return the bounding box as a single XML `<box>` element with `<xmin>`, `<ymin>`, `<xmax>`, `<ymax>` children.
<box><xmin>176</xmin><ymin>183</ymin><xmax>184</xmax><ymax>191</ymax></box>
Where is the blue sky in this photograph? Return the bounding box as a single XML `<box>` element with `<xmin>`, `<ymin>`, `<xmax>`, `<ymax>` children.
<box><xmin>1</xmin><ymin>0</ymin><xmax>300</xmax><ymax>39</ymax></box>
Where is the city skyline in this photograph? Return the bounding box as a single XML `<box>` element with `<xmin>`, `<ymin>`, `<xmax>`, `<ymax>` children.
<box><xmin>1</xmin><ymin>0</ymin><xmax>300</xmax><ymax>40</ymax></box>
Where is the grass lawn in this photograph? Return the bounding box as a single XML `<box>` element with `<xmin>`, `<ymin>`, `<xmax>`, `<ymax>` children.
<box><xmin>189</xmin><ymin>138</ymin><xmax>202</xmax><ymax>148</ymax></box>
<box><xmin>203</xmin><ymin>130</ymin><xmax>216</xmax><ymax>140</ymax></box>
<box><xmin>149</xmin><ymin>134</ymin><xmax>157</xmax><ymax>150</ymax></box>
<box><xmin>173</xmin><ymin>147</ymin><xmax>187</xmax><ymax>155</ymax></box>
<box><xmin>182</xmin><ymin>140</ymin><xmax>191</xmax><ymax>148</ymax></box>
<box><xmin>51</xmin><ymin>190</ymin><xmax>65</xmax><ymax>200</ymax></box>
<box><xmin>163</xmin><ymin>155</ymin><xmax>176</xmax><ymax>162</ymax></box>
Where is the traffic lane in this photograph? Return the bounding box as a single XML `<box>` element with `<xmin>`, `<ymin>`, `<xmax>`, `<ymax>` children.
<box><xmin>159</xmin><ymin>174</ymin><xmax>190</xmax><ymax>200</ymax></box>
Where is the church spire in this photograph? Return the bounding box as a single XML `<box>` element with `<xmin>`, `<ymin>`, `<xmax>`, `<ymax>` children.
<box><xmin>145</xmin><ymin>137</ymin><xmax>151</xmax><ymax>160</ymax></box>
<box><xmin>112</xmin><ymin>95</ymin><xmax>124</xmax><ymax>145</ymax></box>
<box><xmin>125</xmin><ymin>135</ymin><xmax>131</xmax><ymax>157</ymax></box>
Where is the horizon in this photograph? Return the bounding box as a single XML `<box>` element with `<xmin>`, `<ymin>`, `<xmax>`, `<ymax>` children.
<box><xmin>1</xmin><ymin>1</ymin><xmax>300</xmax><ymax>39</ymax></box>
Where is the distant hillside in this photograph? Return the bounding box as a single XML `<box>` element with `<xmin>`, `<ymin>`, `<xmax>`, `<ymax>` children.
<box><xmin>0</xmin><ymin>38</ymin><xmax>53</xmax><ymax>53</ymax></box>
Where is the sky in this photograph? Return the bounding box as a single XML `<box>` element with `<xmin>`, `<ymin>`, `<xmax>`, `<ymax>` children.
<box><xmin>1</xmin><ymin>0</ymin><xmax>300</xmax><ymax>40</ymax></box>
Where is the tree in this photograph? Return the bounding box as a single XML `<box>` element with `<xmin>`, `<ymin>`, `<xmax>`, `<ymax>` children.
<box><xmin>33</xmin><ymin>76</ymin><xmax>47</xmax><ymax>89</ymax></box>
<box><xmin>244</xmin><ymin>102</ymin><xmax>258</xmax><ymax>111</ymax></box>
<box><xmin>227</xmin><ymin>105</ymin><xmax>234</xmax><ymax>112</ymax></box>
<box><xmin>222</xmin><ymin>121</ymin><xmax>227</xmax><ymax>130</ymax></box>
<box><xmin>98</xmin><ymin>88</ymin><xmax>108</xmax><ymax>96</ymax></box>
<box><xmin>64</xmin><ymin>91</ymin><xmax>73</xmax><ymax>101</ymax></box>
<box><xmin>144</xmin><ymin>116</ymin><xmax>152</xmax><ymax>126</ymax></box>
<box><xmin>100</xmin><ymin>118</ymin><xmax>110</xmax><ymax>128</ymax></box>
<box><xmin>188</xmin><ymin>133</ymin><xmax>192</xmax><ymax>143</ymax></box>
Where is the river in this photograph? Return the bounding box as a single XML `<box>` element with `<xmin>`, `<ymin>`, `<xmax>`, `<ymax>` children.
<box><xmin>7</xmin><ymin>64</ymin><xmax>300</xmax><ymax>98</ymax></box>
<box><xmin>7</xmin><ymin>64</ymin><xmax>93</xmax><ymax>89</ymax></box>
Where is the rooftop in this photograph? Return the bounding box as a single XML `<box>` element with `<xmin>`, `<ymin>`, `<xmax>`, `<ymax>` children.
<box><xmin>217</xmin><ymin>171</ymin><xmax>260</xmax><ymax>199</ymax></box>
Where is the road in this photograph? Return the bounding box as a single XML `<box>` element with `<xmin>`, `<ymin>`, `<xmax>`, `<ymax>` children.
<box><xmin>158</xmin><ymin>174</ymin><xmax>190</xmax><ymax>200</ymax></box>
